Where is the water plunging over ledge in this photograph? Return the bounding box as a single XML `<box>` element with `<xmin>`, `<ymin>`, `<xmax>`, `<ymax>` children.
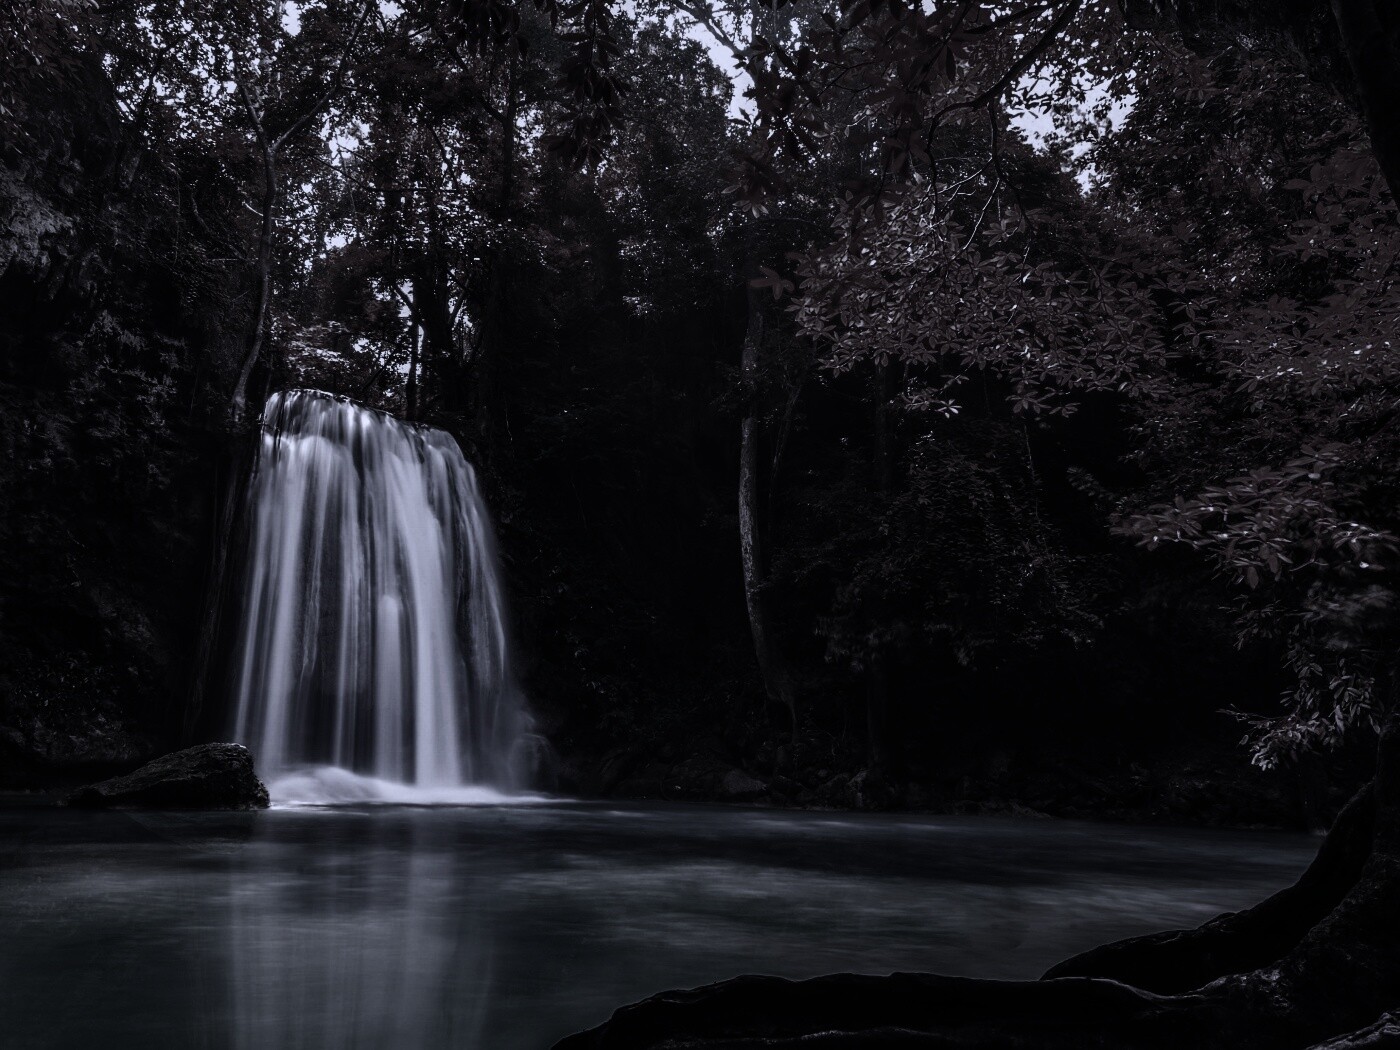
<box><xmin>229</xmin><ymin>390</ymin><xmax>535</xmax><ymax>803</ymax></box>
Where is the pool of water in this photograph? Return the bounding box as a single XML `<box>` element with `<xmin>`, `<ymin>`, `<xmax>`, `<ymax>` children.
<box><xmin>0</xmin><ymin>800</ymin><xmax>1317</xmax><ymax>1050</ymax></box>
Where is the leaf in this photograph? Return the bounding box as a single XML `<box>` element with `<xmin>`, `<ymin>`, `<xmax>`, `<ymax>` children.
<box><xmin>750</xmin><ymin>266</ymin><xmax>795</xmax><ymax>299</ymax></box>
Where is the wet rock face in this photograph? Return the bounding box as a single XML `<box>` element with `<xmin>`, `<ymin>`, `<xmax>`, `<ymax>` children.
<box><xmin>0</xmin><ymin>688</ymin><xmax>161</xmax><ymax>788</ymax></box>
<box><xmin>63</xmin><ymin>743</ymin><xmax>269</xmax><ymax>810</ymax></box>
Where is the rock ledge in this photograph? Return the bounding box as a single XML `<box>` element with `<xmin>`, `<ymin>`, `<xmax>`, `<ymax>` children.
<box><xmin>63</xmin><ymin>743</ymin><xmax>270</xmax><ymax>810</ymax></box>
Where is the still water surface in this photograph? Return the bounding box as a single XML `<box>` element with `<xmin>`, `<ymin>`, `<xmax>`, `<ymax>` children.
<box><xmin>0</xmin><ymin>801</ymin><xmax>1316</xmax><ymax>1050</ymax></box>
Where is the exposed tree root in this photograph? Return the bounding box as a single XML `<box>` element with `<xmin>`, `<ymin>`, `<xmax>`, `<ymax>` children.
<box><xmin>1044</xmin><ymin>783</ymin><xmax>1375</xmax><ymax>992</ymax></box>
<box><xmin>553</xmin><ymin>970</ymin><xmax>1283</xmax><ymax>1049</ymax></box>
<box><xmin>1306</xmin><ymin>1013</ymin><xmax>1400</xmax><ymax>1050</ymax></box>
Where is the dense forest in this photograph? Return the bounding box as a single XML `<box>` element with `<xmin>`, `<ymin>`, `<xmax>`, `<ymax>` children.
<box><xmin>1</xmin><ymin>0</ymin><xmax>1396</xmax><ymax>829</ymax></box>
<box><xmin>9</xmin><ymin>0</ymin><xmax>1400</xmax><ymax>1048</ymax></box>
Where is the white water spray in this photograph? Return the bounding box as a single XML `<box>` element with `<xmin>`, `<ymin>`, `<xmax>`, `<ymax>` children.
<box><xmin>230</xmin><ymin>390</ymin><xmax>535</xmax><ymax>801</ymax></box>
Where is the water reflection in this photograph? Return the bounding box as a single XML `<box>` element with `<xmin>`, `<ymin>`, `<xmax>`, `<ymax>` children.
<box><xmin>0</xmin><ymin>803</ymin><xmax>1320</xmax><ymax>1050</ymax></box>
<box><xmin>227</xmin><ymin>821</ymin><xmax>495</xmax><ymax>1050</ymax></box>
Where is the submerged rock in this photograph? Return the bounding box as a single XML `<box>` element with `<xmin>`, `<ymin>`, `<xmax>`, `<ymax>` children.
<box><xmin>63</xmin><ymin>743</ymin><xmax>270</xmax><ymax>810</ymax></box>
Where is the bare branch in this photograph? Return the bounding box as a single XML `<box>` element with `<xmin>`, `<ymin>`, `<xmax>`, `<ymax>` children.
<box><xmin>667</xmin><ymin>0</ymin><xmax>747</xmax><ymax>64</ymax></box>
<box><xmin>236</xmin><ymin>76</ymin><xmax>270</xmax><ymax>153</ymax></box>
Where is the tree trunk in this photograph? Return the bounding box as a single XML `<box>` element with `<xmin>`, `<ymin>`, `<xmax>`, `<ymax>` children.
<box><xmin>739</xmin><ymin>286</ymin><xmax>797</xmax><ymax>733</ymax></box>
<box><xmin>866</xmin><ymin>360</ymin><xmax>896</xmax><ymax>776</ymax></box>
<box><xmin>470</xmin><ymin>60</ymin><xmax>519</xmax><ymax>458</ymax></box>
<box><xmin>411</xmin><ymin>261</ymin><xmax>457</xmax><ymax>410</ymax></box>
<box><xmin>1330</xmin><ymin>0</ymin><xmax>1400</xmax><ymax>194</ymax></box>
<box><xmin>229</xmin><ymin>144</ymin><xmax>277</xmax><ymax>423</ymax></box>
<box><xmin>500</xmin><ymin>51</ymin><xmax>519</xmax><ymax>211</ymax></box>
<box><xmin>474</xmin><ymin>256</ymin><xmax>504</xmax><ymax>453</ymax></box>
<box><xmin>865</xmin><ymin>656</ymin><xmax>893</xmax><ymax>777</ymax></box>
<box><xmin>406</xmin><ymin>322</ymin><xmax>420</xmax><ymax>420</ymax></box>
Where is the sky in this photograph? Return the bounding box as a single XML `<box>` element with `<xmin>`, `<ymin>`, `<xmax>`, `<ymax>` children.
<box><xmin>280</xmin><ymin>0</ymin><xmax>1131</xmax><ymax>188</ymax></box>
<box><xmin>676</xmin><ymin>10</ymin><xmax>1133</xmax><ymax>186</ymax></box>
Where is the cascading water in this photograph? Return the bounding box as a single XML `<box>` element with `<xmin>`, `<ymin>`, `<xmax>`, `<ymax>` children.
<box><xmin>229</xmin><ymin>390</ymin><xmax>535</xmax><ymax>802</ymax></box>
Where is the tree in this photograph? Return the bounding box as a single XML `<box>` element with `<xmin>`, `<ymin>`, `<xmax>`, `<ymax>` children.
<box><xmin>661</xmin><ymin>0</ymin><xmax>821</xmax><ymax>736</ymax></box>
<box><xmin>759</xmin><ymin>0</ymin><xmax>1400</xmax><ymax>788</ymax></box>
<box><xmin>553</xmin><ymin>1</ymin><xmax>1400</xmax><ymax>1046</ymax></box>
<box><xmin>223</xmin><ymin>0</ymin><xmax>373</xmax><ymax>421</ymax></box>
<box><xmin>1115</xmin><ymin>0</ymin><xmax>1400</xmax><ymax>193</ymax></box>
<box><xmin>0</xmin><ymin>0</ymin><xmax>252</xmax><ymax>755</ymax></box>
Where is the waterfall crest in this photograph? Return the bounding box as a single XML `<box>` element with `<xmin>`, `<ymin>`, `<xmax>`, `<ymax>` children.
<box><xmin>230</xmin><ymin>390</ymin><xmax>533</xmax><ymax>795</ymax></box>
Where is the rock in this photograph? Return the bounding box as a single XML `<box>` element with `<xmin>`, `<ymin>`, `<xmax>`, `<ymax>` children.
<box><xmin>659</xmin><ymin>755</ymin><xmax>730</xmax><ymax>800</ymax></box>
<box><xmin>1008</xmin><ymin>802</ymin><xmax>1053</xmax><ymax>820</ymax></box>
<box><xmin>0</xmin><ymin>698</ymin><xmax>160</xmax><ymax>787</ymax></box>
<box><xmin>813</xmin><ymin>773</ymin><xmax>852</xmax><ymax>807</ymax></box>
<box><xmin>597</xmin><ymin>747</ymin><xmax>645</xmax><ymax>794</ymax></box>
<box><xmin>1307</xmin><ymin>1013</ymin><xmax>1400</xmax><ymax>1049</ymax></box>
<box><xmin>721</xmin><ymin>768</ymin><xmax>767</xmax><ymax>800</ymax></box>
<box><xmin>63</xmin><ymin>743</ymin><xmax>270</xmax><ymax>810</ymax></box>
<box><xmin>550</xmin><ymin>968</ymin><xmax>1289</xmax><ymax>1049</ymax></box>
<box><xmin>850</xmin><ymin>768</ymin><xmax>897</xmax><ymax>810</ymax></box>
<box><xmin>767</xmin><ymin>774</ymin><xmax>803</xmax><ymax>800</ymax></box>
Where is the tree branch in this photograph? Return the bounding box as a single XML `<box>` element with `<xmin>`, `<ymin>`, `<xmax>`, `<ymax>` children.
<box><xmin>271</xmin><ymin>0</ymin><xmax>374</xmax><ymax>152</ymax></box>
<box><xmin>929</xmin><ymin>0</ymin><xmax>1084</xmax><ymax>128</ymax></box>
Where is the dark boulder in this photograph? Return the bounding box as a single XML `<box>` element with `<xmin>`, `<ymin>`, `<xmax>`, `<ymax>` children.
<box><xmin>63</xmin><ymin>743</ymin><xmax>270</xmax><ymax>810</ymax></box>
<box><xmin>720</xmin><ymin>769</ymin><xmax>768</xmax><ymax>800</ymax></box>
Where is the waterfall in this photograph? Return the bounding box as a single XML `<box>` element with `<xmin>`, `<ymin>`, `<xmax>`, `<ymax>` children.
<box><xmin>229</xmin><ymin>390</ymin><xmax>534</xmax><ymax>799</ymax></box>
